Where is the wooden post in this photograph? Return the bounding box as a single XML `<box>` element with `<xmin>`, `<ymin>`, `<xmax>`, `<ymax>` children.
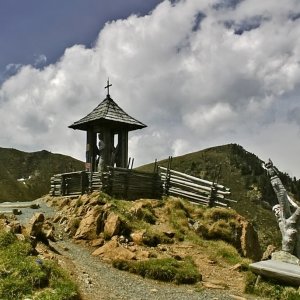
<box><xmin>86</xmin><ymin>131</ymin><xmax>97</xmax><ymax>171</ymax></box>
<box><xmin>118</xmin><ymin>130</ymin><xmax>128</xmax><ymax>168</ymax></box>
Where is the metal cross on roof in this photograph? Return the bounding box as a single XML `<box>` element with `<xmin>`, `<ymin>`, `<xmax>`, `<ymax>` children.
<box><xmin>104</xmin><ymin>78</ymin><xmax>112</xmax><ymax>96</ymax></box>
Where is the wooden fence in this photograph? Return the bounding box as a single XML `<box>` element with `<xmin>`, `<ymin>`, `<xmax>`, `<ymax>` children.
<box><xmin>159</xmin><ymin>166</ymin><xmax>234</xmax><ymax>207</ymax></box>
<box><xmin>50</xmin><ymin>167</ymin><xmax>162</xmax><ymax>200</ymax></box>
<box><xmin>50</xmin><ymin>171</ymin><xmax>89</xmax><ymax>197</ymax></box>
<box><xmin>101</xmin><ymin>167</ymin><xmax>162</xmax><ymax>200</ymax></box>
<box><xmin>50</xmin><ymin>165</ymin><xmax>234</xmax><ymax>208</ymax></box>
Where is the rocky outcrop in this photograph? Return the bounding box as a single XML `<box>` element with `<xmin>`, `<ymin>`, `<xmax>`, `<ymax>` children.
<box><xmin>74</xmin><ymin>206</ymin><xmax>104</xmax><ymax>240</ymax></box>
<box><xmin>239</xmin><ymin>218</ymin><xmax>262</xmax><ymax>261</ymax></box>
<box><xmin>104</xmin><ymin>212</ymin><xmax>122</xmax><ymax>239</ymax></box>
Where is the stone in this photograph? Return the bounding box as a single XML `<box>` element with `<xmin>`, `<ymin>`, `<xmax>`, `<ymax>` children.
<box><xmin>262</xmin><ymin>244</ymin><xmax>277</xmax><ymax>260</ymax></box>
<box><xmin>202</xmin><ymin>282</ymin><xmax>227</xmax><ymax>289</ymax></box>
<box><xmin>163</xmin><ymin>231</ymin><xmax>175</xmax><ymax>238</ymax></box>
<box><xmin>8</xmin><ymin>221</ymin><xmax>22</xmax><ymax>234</ymax></box>
<box><xmin>92</xmin><ymin>239</ymin><xmax>136</xmax><ymax>261</ymax></box>
<box><xmin>136</xmin><ymin>250</ymin><xmax>150</xmax><ymax>260</ymax></box>
<box><xmin>42</xmin><ymin>221</ymin><xmax>55</xmax><ymax>241</ymax></box>
<box><xmin>74</xmin><ymin>206</ymin><xmax>102</xmax><ymax>240</ymax></box>
<box><xmin>271</xmin><ymin>250</ymin><xmax>299</xmax><ymax>265</ymax></box>
<box><xmin>15</xmin><ymin>234</ymin><xmax>26</xmax><ymax>241</ymax></box>
<box><xmin>103</xmin><ymin>212</ymin><xmax>121</xmax><ymax>239</ymax></box>
<box><xmin>30</xmin><ymin>203</ymin><xmax>40</xmax><ymax>209</ymax></box>
<box><xmin>239</xmin><ymin>218</ymin><xmax>262</xmax><ymax>261</ymax></box>
<box><xmin>91</xmin><ymin>238</ymin><xmax>105</xmax><ymax>247</ymax></box>
<box><xmin>26</xmin><ymin>213</ymin><xmax>45</xmax><ymax>236</ymax></box>
<box><xmin>130</xmin><ymin>230</ymin><xmax>146</xmax><ymax>245</ymax></box>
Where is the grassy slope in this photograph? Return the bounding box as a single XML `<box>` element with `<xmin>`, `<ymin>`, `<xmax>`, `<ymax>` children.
<box><xmin>137</xmin><ymin>143</ymin><xmax>300</xmax><ymax>249</ymax></box>
<box><xmin>0</xmin><ymin>147</ymin><xmax>84</xmax><ymax>202</ymax></box>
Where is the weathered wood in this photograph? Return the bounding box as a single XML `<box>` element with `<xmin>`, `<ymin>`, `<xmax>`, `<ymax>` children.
<box><xmin>159</xmin><ymin>166</ymin><xmax>229</xmax><ymax>191</ymax></box>
<box><xmin>250</xmin><ymin>260</ymin><xmax>300</xmax><ymax>286</ymax></box>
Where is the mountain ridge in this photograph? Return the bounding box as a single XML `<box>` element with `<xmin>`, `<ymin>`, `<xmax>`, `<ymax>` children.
<box><xmin>0</xmin><ymin>147</ymin><xmax>84</xmax><ymax>202</ymax></box>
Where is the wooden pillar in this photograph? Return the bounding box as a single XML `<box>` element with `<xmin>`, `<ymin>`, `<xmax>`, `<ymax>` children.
<box><xmin>118</xmin><ymin>130</ymin><xmax>128</xmax><ymax>168</ymax></box>
<box><xmin>86</xmin><ymin>131</ymin><xmax>97</xmax><ymax>171</ymax></box>
<box><xmin>102</xmin><ymin>128</ymin><xmax>114</xmax><ymax>169</ymax></box>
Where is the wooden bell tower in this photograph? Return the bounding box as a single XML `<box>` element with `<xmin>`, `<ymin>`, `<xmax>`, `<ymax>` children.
<box><xmin>69</xmin><ymin>80</ymin><xmax>147</xmax><ymax>171</ymax></box>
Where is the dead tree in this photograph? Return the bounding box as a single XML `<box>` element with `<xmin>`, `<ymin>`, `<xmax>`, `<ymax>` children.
<box><xmin>264</xmin><ymin>159</ymin><xmax>300</xmax><ymax>258</ymax></box>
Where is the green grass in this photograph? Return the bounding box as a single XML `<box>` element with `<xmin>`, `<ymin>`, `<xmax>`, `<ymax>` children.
<box><xmin>0</xmin><ymin>231</ymin><xmax>78</xmax><ymax>300</ymax></box>
<box><xmin>113</xmin><ymin>257</ymin><xmax>201</xmax><ymax>284</ymax></box>
<box><xmin>245</xmin><ymin>272</ymin><xmax>300</xmax><ymax>300</ymax></box>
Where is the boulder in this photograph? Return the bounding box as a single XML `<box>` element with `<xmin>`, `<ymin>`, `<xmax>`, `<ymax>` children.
<box><xmin>26</xmin><ymin>213</ymin><xmax>45</xmax><ymax>237</ymax></box>
<box><xmin>272</xmin><ymin>250</ymin><xmax>299</xmax><ymax>265</ymax></box>
<box><xmin>262</xmin><ymin>244</ymin><xmax>277</xmax><ymax>261</ymax></box>
<box><xmin>74</xmin><ymin>206</ymin><xmax>103</xmax><ymax>240</ymax></box>
<box><xmin>104</xmin><ymin>212</ymin><xmax>122</xmax><ymax>239</ymax></box>
<box><xmin>42</xmin><ymin>221</ymin><xmax>55</xmax><ymax>241</ymax></box>
<box><xmin>130</xmin><ymin>230</ymin><xmax>146</xmax><ymax>245</ymax></box>
<box><xmin>92</xmin><ymin>238</ymin><xmax>136</xmax><ymax>261</ymax></box>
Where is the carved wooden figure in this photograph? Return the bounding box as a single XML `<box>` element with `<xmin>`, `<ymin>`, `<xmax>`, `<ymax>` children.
<box><xmin>264</xmin><ymin>159</ymin><xmax>300</xmax><ymax>258</ymax></box>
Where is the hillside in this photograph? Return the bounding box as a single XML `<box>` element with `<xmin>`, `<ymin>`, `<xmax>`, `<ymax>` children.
<box><xmin>0</xmin><ymin>147</ymin><xmax>84</xmax><ymax>202</ymax></box>
<box><xmin>138</xmin><ymin>143</ymin><xmax>300</xmax><ymax>249</ymax></box>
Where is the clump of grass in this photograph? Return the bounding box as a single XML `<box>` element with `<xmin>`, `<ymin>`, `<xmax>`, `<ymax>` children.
<box><xmin>34</xmin><ymin>260</ymin><xmax>78</xmax><ymax>300</ymax></box>
<box><xmin>245</xmin><ymin>272</ymin><xmax>300</xmax><ymax>300</ymax></box>
<box><xmin>204</xmin><ymin>207</ymin><xmax>237</xmax><ymax>221</ymax></box>
<box><xmin>113</xmin><ymin>257</ymin><xmax>201</xmax><ymax>284</ymax></box>
<box><xmin>0</xmin><ymin>231</ymin><xmax>16</xmax><ymax>247</ymax></box>
<box><xmin>135</xmin><ymin>207</ymin><xmax>157</xmax><ymax>224</ymax></box>
<box><xmin>165</xmin><ymin>198</ymin><xmax>191</xmax><ymax>240</ymax></box>
<box><xmin>142</xmin><ymin>229</ymin><xmax>174</xmax><ymax>247</ymax></box>
<box><xmin>194</xmin><ymin>207</ymin><xmax>241</xmax><ymax>247</ymax></box>
<box><xmin>0</xmin><ymin>231</ymin><xmax>78</xmax><ymax>300</ymax></box>
<box><xmin>208</xmin><ymin>240</ymin><xmax>247</xmax><ymax>265</ymax></box>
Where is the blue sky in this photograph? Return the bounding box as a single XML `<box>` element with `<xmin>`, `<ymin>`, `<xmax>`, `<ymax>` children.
<box><xmin>1</xmin><ymin>0</ymin><xmax>300</xmax><ymax>178</ymax></box>
<box><xmin>0</xmin><ymin>0</ymin><xmax>161</xmax><ymax>81</ymax></box>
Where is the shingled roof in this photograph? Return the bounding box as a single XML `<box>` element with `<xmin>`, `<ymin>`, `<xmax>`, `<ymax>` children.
<box><xmin>69</xmin><ymin>95</ymin><xmax>147</xmax><ymax>131</ymax></box>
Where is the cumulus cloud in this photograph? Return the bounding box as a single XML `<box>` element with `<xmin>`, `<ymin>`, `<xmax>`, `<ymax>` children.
<box><xmin>1</xmin><ymin>0</ymin><xmax>300</xmax><ymax>177</ymax></box>
<box><xmin>33</xmin><ymin>54</ymin><xmax>47</xmax><ymax>67</ymax></box>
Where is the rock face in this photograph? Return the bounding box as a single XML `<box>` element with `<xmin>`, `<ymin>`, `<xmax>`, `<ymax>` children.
<box><xmin>104</xmin><ymin>212</ymin><xmax>122</xmax><ymax>239</ymax></box>
<box><xmin>239</xmin><ymin>218</ymin><xmax>262</xmax><ymax>261</ymax></box>
<box><xmin>74</xmin><ymin>207</ymin><xmax>103</xmax><ymax>240</ymax></box>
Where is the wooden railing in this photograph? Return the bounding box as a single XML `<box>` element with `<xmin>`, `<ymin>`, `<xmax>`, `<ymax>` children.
<box><xmin>101</xmin><ymin>167</ymin><xmax>162</xmax><ymax>200</ymax></box>
<box><xmin>50</xmin><ymin>166</ymin><xmax>235</xmax><ymax>208</ymax></box>
<box><xmin>159</xmin><ymin>166</ymin><xmax>234</xmax><ymax>207</ymax></box>
<box><xmin>50</xmin><ymin>167</ymin><xmax>162</xmax><ymax>200</ymax></box>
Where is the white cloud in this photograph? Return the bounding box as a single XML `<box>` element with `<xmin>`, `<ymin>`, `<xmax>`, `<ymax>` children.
<box><xmin>34</xmin><ymin>54</ymin><xmax>47</xmax><ymax>67</ymax></box>
<box><xmin>1</xmin><ymin>0</ymin><xmax>300</xmax><ymax>177</ymax></box>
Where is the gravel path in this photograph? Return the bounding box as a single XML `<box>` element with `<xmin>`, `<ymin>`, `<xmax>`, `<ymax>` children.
<box><xmin>53</xmin><ymin>239</ymin><xmax>240</xmax><ymax>300</ymax></box>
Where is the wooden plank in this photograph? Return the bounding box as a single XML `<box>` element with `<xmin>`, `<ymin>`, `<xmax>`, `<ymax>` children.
<box><xmin>159</xmin><ymin>166</ymin><xmax>229</xmax><ymax>191</ymax></box>
<box><xmin>250</xmin><ymin>260</ymin><xmax>300</xmax><ymax>286</ymax></box>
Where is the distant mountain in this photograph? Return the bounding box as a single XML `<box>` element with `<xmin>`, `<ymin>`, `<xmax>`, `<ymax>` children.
<box><xmin>138</xmin><ymin>143</ymin><xmax>300</xmax><ymax>248</ymax></box>
<box><xmin>0</xmin><ymin>147</ymin><xmax>84</xmax><ymax>202</ymax></box>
